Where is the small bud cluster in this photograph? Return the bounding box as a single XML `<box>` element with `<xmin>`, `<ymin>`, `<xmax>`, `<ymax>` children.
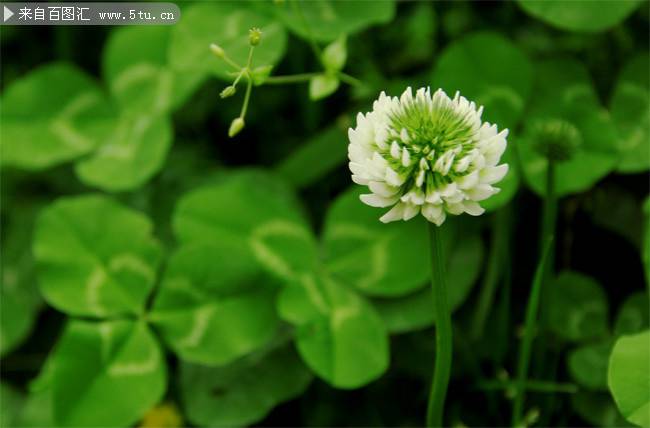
<box><xmin>209</xmin><ymin>27</ymin><xmax>264</xmax><ymax>138</ymax></box>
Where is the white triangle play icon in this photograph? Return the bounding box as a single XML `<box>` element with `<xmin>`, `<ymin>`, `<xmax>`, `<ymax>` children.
<box><xmin>4</xmin><ymin>6</ymin><xmax>14</xmax><ymax>22</ymax></box>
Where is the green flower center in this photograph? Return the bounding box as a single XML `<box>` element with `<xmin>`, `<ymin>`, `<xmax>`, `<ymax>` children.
<box><xmin>381</xmin><ymin>100</ymin><xmax>477</xmax><ymax>193</ymax></box>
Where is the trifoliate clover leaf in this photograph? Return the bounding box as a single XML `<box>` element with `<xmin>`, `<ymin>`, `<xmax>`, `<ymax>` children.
<box><xmin>277</xmin><ymin>273</ymin><xmax>389</xmax><ymax>389</ymax></box>
<box><xmin>33</xmin><ymin>195</ymin><xmax>162</xmax><ymax>317</ymax></box>
<box><xmin>0</xmin><ymin>63</ymin><xmax>114</xmax><ymax>170</ymax></box>
<box><xmin>180</xmin><ymin>345</ymin><xmax>312</xmax><ymax>427</ymax></box>
<box><xmin>50</xmin><ymin>320</ymin><xmax>166</xmax><ymax>427</ymax></box>
<box><xmin>150</xmin><ymin>241</ymin><xmax>280</xmax><ymax>366</ymax></box>
<box><xmin>173</xmin><ymin>170</ymin><xmax>319</xmax><ymax>280</ymax></box>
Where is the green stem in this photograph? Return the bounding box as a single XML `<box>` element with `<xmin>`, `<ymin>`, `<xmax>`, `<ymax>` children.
<box><xmin>540</xmin><ymin>160</ymin><xmax>557</xmax><ymax>270</ymax></box>
<box><xmin>264</xmin><ymin>72</ymin><xmax>321</xmax><ymax>85</ymax></box>
<box><xmin>238</xmin><ymin>46</ymin><xmax>255</xmax><ymax>120</ymax></box>
<box><xmin>338</xmin><ymin>71</ymin><xmax>362</xmax><ymax>87</ymax></box>
<box><xmin>426</xmin><ymin>224</ymin><xmax>452</xmax><ymax>428</ymax></box>
<box><xmin>511</xmin><ymin>237</ymin><xmax>554</xmax><ymax>427</ymax></box>
<box><xmin>239</xmin><ymin>78</ymin><xmax>253</xmax><ymax>120</ymax></box>
<box><xmin>471</xmin><ymin>210</ymin><xmax>508</xmax><ymax>340</ymax></box>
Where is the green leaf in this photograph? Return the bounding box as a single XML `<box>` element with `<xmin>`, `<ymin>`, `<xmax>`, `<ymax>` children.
<box><xmin>322</xmin><ymin>36</ymin><xmax>347</xmax><ymax>71</ymax></box>
<box><xmin>379</xmin><ymin>2</ymin><xmax>436</xmax><ymax>72</ymax></box>
<box><xmin>431</xmin><ymin>31</ymin><xmax>533</xmax><ymax>129</ymax></box>
<box><xmin>614</xmin><ymin>292</ymin><xmax>650</xmax><ymax>336</ymax></box>
<box><xmin>548</xmin><ymin>271</ymin><xmax>609</xmax><ymax>342</ymax></box>
<box><xmin>274</xmin><ymin>125</ymin><xmax>349</xmax><ymax>189</ymax></box>
<box><xmin>309</xmin><ymin>74</ymin><xmax>340</xmax><ymax>101</ymax></box>
<box><xmin>610</xmin><ymin>53</ymin><xmax>650</xmax><ymax>173</ymax></box>
<box><xmin>608</xmin><ymin>330</ymin><xmax>650</xmax><ymax>427</ymax></box>
<box><xmin>169</xmin><ymin>2</ymin><xmax>287</xmax><ymax>82</ymax></box>
<box><xmin>373</xmin><ymin>230</ymin><xmax>484</xmax><ymax>333</ymax></box>
<box><xmin>180</xmin><ymin>345</ymin><xmax>312</xmax><ymax>427</ymax></box>
<box><xmin>568</xmin><ymin>340</ymin><xmax>613</xmax><ymax>390</ymax></box>
<box><xmin>33</xmin><ymin>195</ymin><xmax>162</xmax><ymax>317</ymax></box>
<box><xmin>645</xmin><ymin>198</ymin><xmax>650</xmax><ymax>288</ymax></box>
<box><xmin>322</xmin><ymin>186</ymin><xmax>428</xmax><ymax>297</ymax></box>
<box><xmin>0</xmin><ymin>63</ymin><xmax>114</xmax><ymax>170</ymax></box>
<box><xmin>17</xmin><ymin>364</ymin><xmax>55</xmax><ymax>427</ymax></box>
<box><xmin>270</xmin><ymin>0</ymin><xmax>395</xmax><ymax>42</ymax></box>
<box><xmin>173</xmin><ymin>170</ymin><xmax>318</xmax><ymax>280</ymax></box>
<box><xmin>1</xmin><ymin>382</ymin><xmax>23</xmax><ymax>428</ymax></box>
<box><xmin>277</xmin><ymin>273</ymin><xmax>389</xmax><ymax>389</ymax></box>
<box><xmin>150</xmin><ymin>241</ymin><xmax>280</xmax><ymax>366</ymax></box>
<box><xmin>517</xmin><ymin>0</ymin><xmax>643</xmax><ymax>32</ymax></box>
<box><xmin>103</xmin><ymin>26</ymin><xmax>202</xmax><ymax>113</ymax></box>
<box><xmin>518</xmin><ymin>59</ymin><xmax>619</xmax><ymax>197</ymax></box>
<box><xmin>571</xmin><ymin>392</ymin><xmax>632</xmax><ymax>428</ymax></box>
<box><xmin>1</xmin><ymin>201</ymin><xmax>42</xmax><ymax>356</ymax></box>
<box><xmin>51</xmin><ymin>320</ymin><xmax>166</xmax><ymax>427</ymax></box>
<box><xmin>74</xmin><ymin>113</ymin><xmax>172</xmax><ymax>192</ymax></box>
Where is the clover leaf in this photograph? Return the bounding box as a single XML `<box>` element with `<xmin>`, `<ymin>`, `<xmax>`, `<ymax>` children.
<box><xmin>33</xmin><ymin>195</ymin><xmax>162</xmax><ymax>317</ymax></box>
<box><xmin>150</xmin><ymin>241</ymin><xmax>280</xmax><ymax>366</ymax></box>
<box><xmin>50</xmin><ymin>320</ymin><xmax>166</xmax><ymax>427</ymax></box>
<box><xmin>277</xmin><ymin>273</ymin><xmax>389</xmax><ymax>389</ymax></box>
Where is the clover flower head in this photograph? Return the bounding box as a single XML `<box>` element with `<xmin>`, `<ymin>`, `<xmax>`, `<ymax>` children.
<box><xmin>348</xmin><ymin>87</ymin><xmax>509</xmax><ymax>225</ymax></box>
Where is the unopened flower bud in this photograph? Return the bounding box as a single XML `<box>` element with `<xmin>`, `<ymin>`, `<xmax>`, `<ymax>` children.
<box><xmin>228</xmin><ymin>117</ymin><xmax>245</xmax><ymax>137</ymax></box>
<box><xmin>210</xmin><ymin>43</ymin><xmax>225</xmax><ymax>58</ymax></box>
<box><xmin>249</xmin><ymin>28</ymin><xmax>262</xmax><ymax>46</ymax></box>
<box><xmin>531</xmin><ymin>118</ymin><xmax>582</xmax><ymax>163</ymax></box>
<box><xmin>220</xmin><ymin>86</ymin><xmax>236</xmax><ymax>98</ymax></box>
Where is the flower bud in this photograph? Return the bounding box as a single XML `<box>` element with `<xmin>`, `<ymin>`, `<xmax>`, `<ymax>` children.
<box><xmin>210</xmin><ymin>43</ymin><xmax>225</xmax><ymax>58</ymax></box>
<box><xmin>220</xmin><ymin>86</ymin><xmax>236</xmax><ymax>98</ymax></box>
<box><xmin>530</xmin><ymin>118</ymin><xmax>582</xmax><ymax>163</ymax></box>
<box><xmin>228</xmin><ymin>117</ymin><xmax>245</xmax><ymax>137</ymax></box>
<box><xmin>249</xmin><ymin>28</ymin><xmax>262</xmax><ymax>46</ymax></box>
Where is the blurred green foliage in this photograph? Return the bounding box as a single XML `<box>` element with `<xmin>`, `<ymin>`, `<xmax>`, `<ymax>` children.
<box><xmin>1</xmin><ymin>1</ymin><xmax>648</xmax><ymax>427</ymax></box>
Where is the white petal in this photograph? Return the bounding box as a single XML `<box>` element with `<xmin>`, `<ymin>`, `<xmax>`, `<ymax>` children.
<box><xmin>380</xmin><ymin>203</ymin><xmax>405</xmax><ymax>223</ymax></box>
<box><xmin>422</xmin><ymin>204</ymin><xmax>445</xmax><ymax>226</ymax></box>
<box><xmin>400</xmin><ymin>128</ymin><xmax>411</xmax><ymax>143</ymax></box>
<box><xmin>360</xmin><ymin>193</ymin><xmax>398</xmax><ymax>208</ymax></box>
<box><xmin>466</xmin><ymin>184</ymin><xmax>497</xmax><ymax>201</ymax></box>
<box><xmin>425</xmin><ymin>189</ymin><xmax>441</xmax><ymax>204</ymax></box>
<box><xmin>369</xmin><ymin>181</ymin><xmax>399</xmax><ymax>198</ymax></box>
<box><xmin>385</xmin><ymin>168</ymin><xmax>405</xmax><ymax>186</ymax></box>
<box><xmin>457</xmin><ymin>171</ymin><xmax>479</xmax><ymax>190</ymax></box>
<box><xmin>390</xmin><ymin>141</ymin><xmax>401</xmax><ymax>159</ymax></box>
<box><xmin>351</xmin><ymin>175</ymin><xmax>369</xmax><ymax>185</ymax></box>
<box><xmin>480</xmin><ymin>164</ymin><xmax>509</xmax><ymax>184</ymax></box>
<box><xmin>446</xmin><ymin>202</ymin><xmax>465</xmax><ymax>215</ymax></box>
<box><xmin>402</xmin><ymin>203</ymin><xmax>420</xmax><ymax>220</ymax></box>
<box><xmin>401</xmin><ymin>149</ymin><xmax>411</xmax><ymax>167</ymax></box>
<box><xmin>349</xmin><ymin>162</ymin><xmax>367</xmax><ymax>177</ymax></box>
<box><xmin>415</xmin><ymin>169</ymin><xmax>426</xmax><ymax>187</ymax></box>
<box><xmin>463</xmin><ymin>201</ymin><xmax>485</xmax><ymax>216</ymax></box>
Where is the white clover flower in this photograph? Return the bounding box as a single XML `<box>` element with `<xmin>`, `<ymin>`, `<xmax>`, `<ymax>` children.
<box><xmin>348</xmin><ymin>87</ymin><xmax>509</xmax><ymax>225</ymax></box>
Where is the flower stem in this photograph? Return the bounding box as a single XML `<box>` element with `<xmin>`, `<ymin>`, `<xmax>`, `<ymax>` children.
<box><xmin>264</xmin><ymin>72</ymin><xmax>321</xmax><ymax>85</ymax></box>
<box><xmin>426</xmin><ymin>224</ymin><xmax>452</xmax><ymax>428</ymax></box>
<box><xmin>470</xmin><ymin>209</ymin><xmax>509</xmax><ymax>340</ymax></box>
<box><xmin>510</xmin><ymin>236</ymin><xmax>554</xmax><ymax>427</ymax></box>
<box><xmin>238</xmin><ymin>46</ymin><xmax>256</xmax><ymax>120</ymax></box>
<box><xmin>540</xmin><ymin>160</ymin><xmax>557</xmax><ymax>269</ymax></box>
